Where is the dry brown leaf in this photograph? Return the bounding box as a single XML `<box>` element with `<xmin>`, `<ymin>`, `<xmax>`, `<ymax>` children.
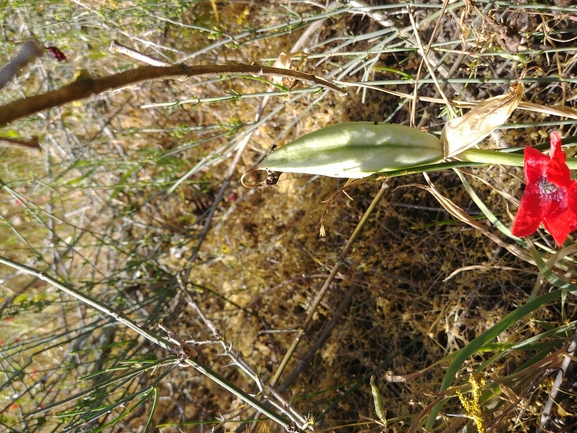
<box><xmin>271</xmin><ymin>52</ymin><xmax>291</xmax><ymax>85</ymax></box>
<box><xmin>518</xmin><ymin>101</ymin><xmax>577</xmax><ymax>119</ymax></box>
<box><xmin>440</xmin><ymin>82</ymin><xmax>523</xmax><ymax>158</ymax></box>
<box><xmin>407</xmin><ymin>173</ymin><xmax>534</xmax><ymax>265</ymax></box>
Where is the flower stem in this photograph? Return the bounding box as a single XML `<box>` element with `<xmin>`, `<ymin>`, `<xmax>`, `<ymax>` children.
<box><xmin>459</xmin><ymin>148</ymin><xmax>577</xmax><ymax>169</ymax></box>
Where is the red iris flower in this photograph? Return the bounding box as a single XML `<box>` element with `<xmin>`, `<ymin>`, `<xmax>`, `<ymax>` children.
<box><xmin>512</xmin><ymin>131</ymin><xmax>577</xmax><ymax>245</ymax></box>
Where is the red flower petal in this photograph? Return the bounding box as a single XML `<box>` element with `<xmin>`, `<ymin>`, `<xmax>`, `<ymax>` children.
<box><xmin>45</xmin><ymin>46</ymin><xmax>66</xmax><ymax>62</ymax></box>
<box><xmin>522</xmin><ymin>146</ymin><xmax>548</xmax><ymax>184</ymax></box>
<box><xmin>512</xmin><ymin>131</ymin><xmax>577</xmax><ymax>245</ymax></box>
<box><xmin>546</xmin><ymin>132</ymin><xmax>572</xmax><ymax>188</ymax></box>
<box><xmin>511</xmin><ymin>186</ymin><xmax>543</xmax><ymax>237</ymax></box>
<box><xmin>544</xmin><ymin>182</ymin><xmax>577</xmax><ymax>244</ymax></box>
<box><xmin>549</xmin><ymin>131</ymin><xmax>563</xmax><ymax>159</ymax></box>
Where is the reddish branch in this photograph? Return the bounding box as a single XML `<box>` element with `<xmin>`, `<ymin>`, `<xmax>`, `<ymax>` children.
<box><xmin>0</xmin><ymin>64</ymin><xmax>345</xmax><ymax>128</ymax></box>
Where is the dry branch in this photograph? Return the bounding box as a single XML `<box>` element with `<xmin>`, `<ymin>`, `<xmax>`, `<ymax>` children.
<box><xmin>0</xmin><ymin>136</ymin><xmax>41</xmax><ymax>150</ymax></box>
<box><xmin>0</xmin><ymin>40</ymin><xmax>43</xmax><ymax>91</ymax></box>
<box><xmin>0</xmin><ymin>64</ymin><xmax>346</xmax><ymax>128</ymax></box>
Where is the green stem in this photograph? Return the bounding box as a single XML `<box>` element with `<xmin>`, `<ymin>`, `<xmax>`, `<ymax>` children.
<box><xmin>459</xmin><ymin>148</ymin><xmax>577</xmax><ymax>169</ymax></box>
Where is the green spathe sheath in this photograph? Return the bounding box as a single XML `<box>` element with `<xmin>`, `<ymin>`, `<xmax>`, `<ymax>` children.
<box><xmin>260</xmin><ymin>122</ymin><xmax>444</xmax><ymax>178</ymax></box>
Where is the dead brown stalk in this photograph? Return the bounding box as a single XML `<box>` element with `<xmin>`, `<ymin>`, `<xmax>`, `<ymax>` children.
<box><xmin>0</xmin><ymin>64</ymin><xmax>345</xmax><ymax>128</ymax></box>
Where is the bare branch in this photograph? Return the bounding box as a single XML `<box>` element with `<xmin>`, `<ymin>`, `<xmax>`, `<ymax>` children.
<box><xmin>0</xmin><ymin>40</ymin><xmax>43</xmax><ymax>91</ymax></box>
<box><xmin>0</xmin><ymin>64</ymin><xmax>346</xmax><ymax>128</ymax></box>
<box><xmin>0</xmin><ymin>136</ymin><xmax>41</xmax><ymax>151</ymax></box>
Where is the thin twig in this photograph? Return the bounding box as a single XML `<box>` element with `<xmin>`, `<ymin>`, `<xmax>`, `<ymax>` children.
<box><xmin>347</xmin><ymin>0</ymin><xmax>473</xmax><ymax>102</ymax></box>
<box><xmin>271</xmin><ymin>182</ymin><xmax>389</xmax><ymax>386</ymax></box>
<box><xmin>0</xmin><ymin>255</ymin><xmax>292</xmax><ymax>431</ymax></box>
<box><xmin>538</xmin><ymin>330</ymin><xmax>577</xmax><ymax>431</ymax></box>
<box><xmin>408</xmin><ymin>6</ymin><xmax>457</xmax><ymax>118</ymax></box>
<box><xmin>278</xmin><ymin>283</ymin><xmax>358</xmax><ymax>391</ymax></box>
<box><xmin>109</xmin><ymin>40</ymin><xmax>171</xmax><ymax>66</ymax></box>
<box><xmin>179</xmin><ymin>277</ymin><xmax>310</xmax><ymax>430</ymax></box>
<box><xmin>0</xmin><ymin>136</ymin><xmax>41</xmax><ymax>151</ymax></box>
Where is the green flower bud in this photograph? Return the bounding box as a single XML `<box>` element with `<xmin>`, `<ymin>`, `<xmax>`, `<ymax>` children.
<box><xmin>259</xmin><ymin>122</ymin><xmax>443</xmax><ymax>178</ymax></box>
